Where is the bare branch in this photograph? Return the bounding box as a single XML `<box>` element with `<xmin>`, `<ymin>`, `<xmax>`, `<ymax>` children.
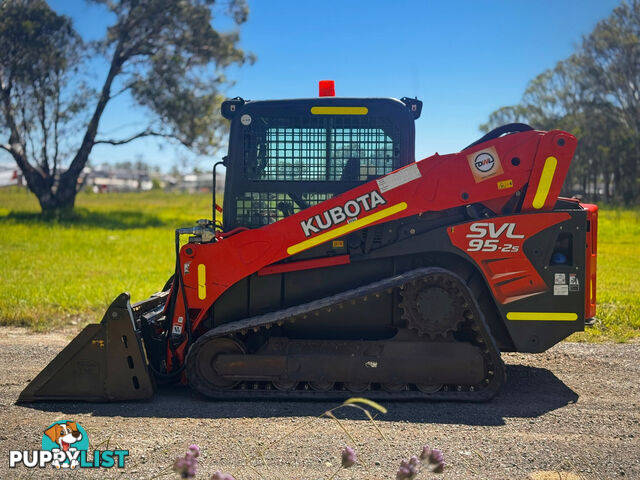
<box><xmin>109</xmin><ymin>79</ymin><xmax>136</xmax><ymax>100</ymax></box>
<box><xmin>94</xmin><ymin>129</ymin><xmax>174</xmax><ymax>146</ymax></box>
<box><xmin>63</xmin><ymin>39</ymin><xmax>126</xmax><ymax>181</ymax></box>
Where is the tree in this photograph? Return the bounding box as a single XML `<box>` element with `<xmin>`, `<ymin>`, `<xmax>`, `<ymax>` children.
<box><xmin>578</xmin><ymin>0</ymin><xmax>640</xmax><ymax>204</ymax></box>
<box><xmin>0</xmin><ymin>0</ymin><xmax>252</xmax><ymax>214</ymax></box>
<box><xmin>480</xmin><ymin>0</ymin><xmax>639</xmax><ymax>204</ymax></box>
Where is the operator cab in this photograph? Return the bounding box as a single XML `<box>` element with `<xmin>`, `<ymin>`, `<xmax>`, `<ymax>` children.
<box><xmin>220</xmin><ymin>94</ymin><xmax>422</xmax><ymax>230</ymax></box>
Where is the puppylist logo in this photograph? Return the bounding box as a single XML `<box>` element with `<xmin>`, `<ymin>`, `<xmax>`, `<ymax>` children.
<box><xmin>9</xmin><ymin>420</ymin><xmax>129</xmax><ymax>470</ymax></box>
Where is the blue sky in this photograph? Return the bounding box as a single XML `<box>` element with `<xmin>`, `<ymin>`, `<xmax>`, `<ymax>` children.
<box><xmin>44</xmin><ymin>0</ymin><xmax>621</xmax><ymax>171</ymax></box>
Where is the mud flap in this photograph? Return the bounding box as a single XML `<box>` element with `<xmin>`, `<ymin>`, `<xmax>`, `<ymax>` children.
<box><xmin>18</xmin><ymin>293</ymin><xmax>155</xmax><ymax>402</ymax></box>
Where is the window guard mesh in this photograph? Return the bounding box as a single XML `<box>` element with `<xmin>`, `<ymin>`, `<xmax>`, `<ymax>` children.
<box><xmin>244</xmin><ymin>116</ymin><xmax>400</xmax><ymax>182</ymax></box>
<box><xmin>235</xmin><ymin>191</ymin><xmax>334</xmax><ymax>227</ymax></box>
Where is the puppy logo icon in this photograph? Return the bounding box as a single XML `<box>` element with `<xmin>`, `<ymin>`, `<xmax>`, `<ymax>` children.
<box><xmin>42</xmin><ymin>421</ymin><xmax>89</xmax><ymax>469</ymax></box>
<box><xmin>9</xmin><ymin>420</ymin><xmax>128</xmax><ymax>470</ymax></box>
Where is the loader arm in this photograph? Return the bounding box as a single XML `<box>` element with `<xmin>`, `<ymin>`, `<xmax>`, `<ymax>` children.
<box><xmin>168</xmin><ymin>128</ymin><xmax>577</xmax><ymax>366</ymax></box>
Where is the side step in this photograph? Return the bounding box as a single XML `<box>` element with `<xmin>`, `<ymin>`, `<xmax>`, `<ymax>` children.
<box><xmin>18</xmin><ymin>293</ymin><xmax>155</xmax><ymax>402</ymax></box>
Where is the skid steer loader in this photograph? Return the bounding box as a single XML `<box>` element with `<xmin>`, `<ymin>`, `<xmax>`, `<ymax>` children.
<box><xmin>19</xmin><ymin>81</ymin><xmax>598</xmax><ymax>403</ymax></box>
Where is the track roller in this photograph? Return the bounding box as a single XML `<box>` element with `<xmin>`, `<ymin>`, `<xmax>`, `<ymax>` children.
<box><xmin>186</xmin><ymin>337</ymin><xmax>245</xmax><ymax>393</ymax></box>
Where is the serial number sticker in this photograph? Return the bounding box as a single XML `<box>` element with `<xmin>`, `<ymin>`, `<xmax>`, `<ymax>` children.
<box><xmin>377</xmin><ymin>163</ymin><xmax>421</xmax><ymax>193</ymax></box>
<box><xmin>497</xmin><ymin>179</ymin><xmax>513</xmax><ymax>190</ymax></box>
<box><xmin>332</xmin><ymin>240</ymin><xmax>344</xmax><ymax>248</ymax></box>
<box><xmin>554</xmin><ymin>285</ymin><xmax>569</xmax><ymax>296</ymax></box>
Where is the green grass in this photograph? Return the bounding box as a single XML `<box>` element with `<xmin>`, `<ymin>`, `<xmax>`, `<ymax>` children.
<box><xmin>0</xmin><ymin>187</ymin><xmax>638</xmax><ymax>341</ymax></box>
<box><xmin>568</xmin><ymin>206</ymin><xmax>640</xmax><ymax>343</ymax></box>
<box><xmin>0</xmin><ymin>187</ymin><xmax>213</xmax><ymax>330</ymax></box>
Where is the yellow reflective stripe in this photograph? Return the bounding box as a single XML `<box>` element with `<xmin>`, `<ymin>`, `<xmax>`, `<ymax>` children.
<box><xmin>197</xmin><ymin>264</ymin><xmax>206</xmax><ymax>300</ymax></box>
<box><xmin>532</xmin><ymin>156</ymin><xmax>558</xmax><ymax>209</ymax></box>
<box><xmin>287</xmin><ymin>202</ymin><xmax>407</xmax><ymax>255</ymax></box>
<box><xmin>310</xmin><ymin>106</ymin><xmax>368</xmax><ymax>115</ymax></box>
<box><xmin>506</xmin><ymin>312</ymin><xmax>578</xmax><ymax>321</ymax></box>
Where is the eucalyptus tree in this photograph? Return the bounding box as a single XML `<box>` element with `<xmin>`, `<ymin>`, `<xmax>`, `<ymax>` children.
<box><xmin>0</xmin><ymin>0</ymin><xmax>252</xmax><ymax>214</ymax></box>
<box><xmin>480</xmin><ymin>0</ymin><xmax>639</xmax><ymax>204</ymax></box>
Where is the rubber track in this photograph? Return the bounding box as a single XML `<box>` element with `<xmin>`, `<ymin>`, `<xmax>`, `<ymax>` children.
<box><xmin>186</xmin><ymin>267</ymin><xmax>506</xmax><ymax>401</ymax></box>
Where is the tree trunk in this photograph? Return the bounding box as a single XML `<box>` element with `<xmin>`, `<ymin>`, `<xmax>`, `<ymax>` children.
<box><xmin>1</xmin><ymin>40</ymin><xmax>125</xmax><ymax>216</ymax></box>
<box><xmin>24</xmin><ymin>168</ymin><xmax>77</xmax><ymax>216</ymax></box>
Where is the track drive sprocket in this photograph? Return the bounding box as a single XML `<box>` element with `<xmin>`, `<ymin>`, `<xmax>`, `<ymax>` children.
<box><xmin>399</xmin><ymin>277</ymin><xmax>466</xmax><ymax>338</ymax></box>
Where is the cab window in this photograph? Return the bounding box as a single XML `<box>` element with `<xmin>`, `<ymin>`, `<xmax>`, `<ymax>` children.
<box><xmin>244</xmin><ymin>117</ymin><xmax>400</xmax><ymax>182</ymax></box>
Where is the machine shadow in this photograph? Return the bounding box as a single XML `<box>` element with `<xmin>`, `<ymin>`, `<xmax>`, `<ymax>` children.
<box><xmin>19</xmin><ymin>364</ymin><xmax>578</xmax><ymax>426</ymax></box>
<box><xmin>2</xmin><ymin>209</ymin><xmax>169</xmax><ymax>229</ymax></box>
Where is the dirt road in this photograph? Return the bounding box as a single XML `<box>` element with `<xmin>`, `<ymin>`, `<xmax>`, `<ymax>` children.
<box><xmin>0</xmin><ymin>327</ymin><xmax>638</xmax><ymax>480</ymax></box>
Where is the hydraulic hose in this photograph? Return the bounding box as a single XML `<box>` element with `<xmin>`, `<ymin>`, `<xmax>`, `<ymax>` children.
<box><xmin>148</xmin><ymin>229</ymin><xmax>194</xmax><ymax>380</ymax></box>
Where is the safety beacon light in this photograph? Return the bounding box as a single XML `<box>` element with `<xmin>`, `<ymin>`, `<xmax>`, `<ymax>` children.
<box><xmin>319</xmin><ymin>80</ymin><xmax>335</xmax><ymax>97</ymax></box>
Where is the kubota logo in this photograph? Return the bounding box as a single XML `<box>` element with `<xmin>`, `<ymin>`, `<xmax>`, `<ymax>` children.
<box><xmin>474</xmin><ymin>152</ymin><xmax>495</xmax><ymax>172</ymax></box>
<box><xmin>8</xmin><ymin>420</ymin><xmax>129</xmax><ymax>470</ymax></box>
<box><xmin>300</xmin><ymin>190</ymin><xmax>387</xmax><ymax>237</ymax></box>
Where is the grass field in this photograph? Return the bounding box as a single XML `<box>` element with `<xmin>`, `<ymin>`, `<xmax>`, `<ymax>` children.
<box><xmin>569</xmin><ymin>206</ymin><xmax>640</xmax><ymax>343</ymax></box>
<box><xmin>0</xmin><ymin>187</ymin><xmax>213</xmax><ymax>330</ymax></box>
<box><xmin>0</xmin><ymin>187</ymin><xmax>638</xmax><ymax>341</ymax></box>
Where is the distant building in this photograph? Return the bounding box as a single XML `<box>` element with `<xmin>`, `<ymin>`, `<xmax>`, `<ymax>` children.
<box><xmin>173</xmin><ymin>172</ymin><xmax>217</xmax><ymax>193</ymax></box>
<box><xmin>85</xmin><ymin>167</ymin><xmax>153</xmax><ymax>192</ymax></box>
<box><xmin>0</xmin><ymin>164</ymin><xmax>23</xmax><ymax>187</ymax></box>
<box><xmin>0</xmin><ymin>163</ymin><xmax>225</xmax><ymax>194</ymax></box>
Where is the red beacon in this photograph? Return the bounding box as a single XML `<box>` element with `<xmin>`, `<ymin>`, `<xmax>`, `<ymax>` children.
<box><xmin>319</xmin><ymin>80</ymin><xmax>335</xmax><ymax>97</ymax></box>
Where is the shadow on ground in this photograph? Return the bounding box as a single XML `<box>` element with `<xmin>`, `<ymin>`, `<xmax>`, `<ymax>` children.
<box><xmin>18</xmin><ymin>364</ymin><xmax>578</xmax><ymax>426</ymax></box>
<box><xmin>2</xmin><ymin>209</ymin><xmax>177</xmax><ymax>229</ymax></box>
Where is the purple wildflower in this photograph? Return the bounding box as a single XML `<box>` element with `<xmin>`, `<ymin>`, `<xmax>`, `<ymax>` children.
<box><xmin>396</xmin><ymin>456</ymin><xmax>420</xmax><ymax>480</ymax></box>
<box><xmin>172</xmin><ymin>448</ymin><xmax>198</xmax><ymax>479</ymax></box>
<box><xmin>341</xmin><ymin>446</ymin><xmax>357</xmax><ymax>468</ymax></box>
<box><xmin>210</xmin><ymin>471</ymin><xmax>236</xmax><ymax>480</ymax></box>
<box><xmin>428</xmin><ymin>448</ymin><xmax>444</xmax><ymax>465</ymax></box>
<box><xmin>420</xmin><ymin>445</ymin><xmax>431</xmax><ymax>460</ymax></box>
<box><xmin>423</xmin><ymin>447</ymin><xmax>444</xmax><ymax>473</ymax></box>
<box><xmin>188</xmin><ymin>444</ymin><xmax>200</xmax><ymax>458</ymax></box>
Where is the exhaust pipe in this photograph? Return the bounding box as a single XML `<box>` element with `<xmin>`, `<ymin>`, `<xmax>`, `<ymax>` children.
<box><xmin>18</xmin><ymin>293</ymin><xmax>155</xmax><ymax>402</ymax></box>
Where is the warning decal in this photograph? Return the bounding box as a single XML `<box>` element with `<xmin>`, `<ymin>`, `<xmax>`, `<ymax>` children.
<box><xmin>377</xmin><ymin>163</ymin><xmax>422</xmax><ymax>193</ymax></box>
<box><xmin>497</xmin><ymin>179</ymin><xmax>514</xmax><ymax>190</ymax></box>
<box><xmin>554</xmin><ymin>285</ymin><xmax>569</xmax><ymax>296</ymax></box>
<box><xmin>569</xmin><ymin>273</ymin><xmax>580</xmax><ymax>292</ymax></box>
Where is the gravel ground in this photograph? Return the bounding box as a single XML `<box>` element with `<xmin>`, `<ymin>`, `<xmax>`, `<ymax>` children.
<box><xmin>0</xmin><ymin>326</ymin><xmax>638</xmax><ymax>480</ymax></box>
